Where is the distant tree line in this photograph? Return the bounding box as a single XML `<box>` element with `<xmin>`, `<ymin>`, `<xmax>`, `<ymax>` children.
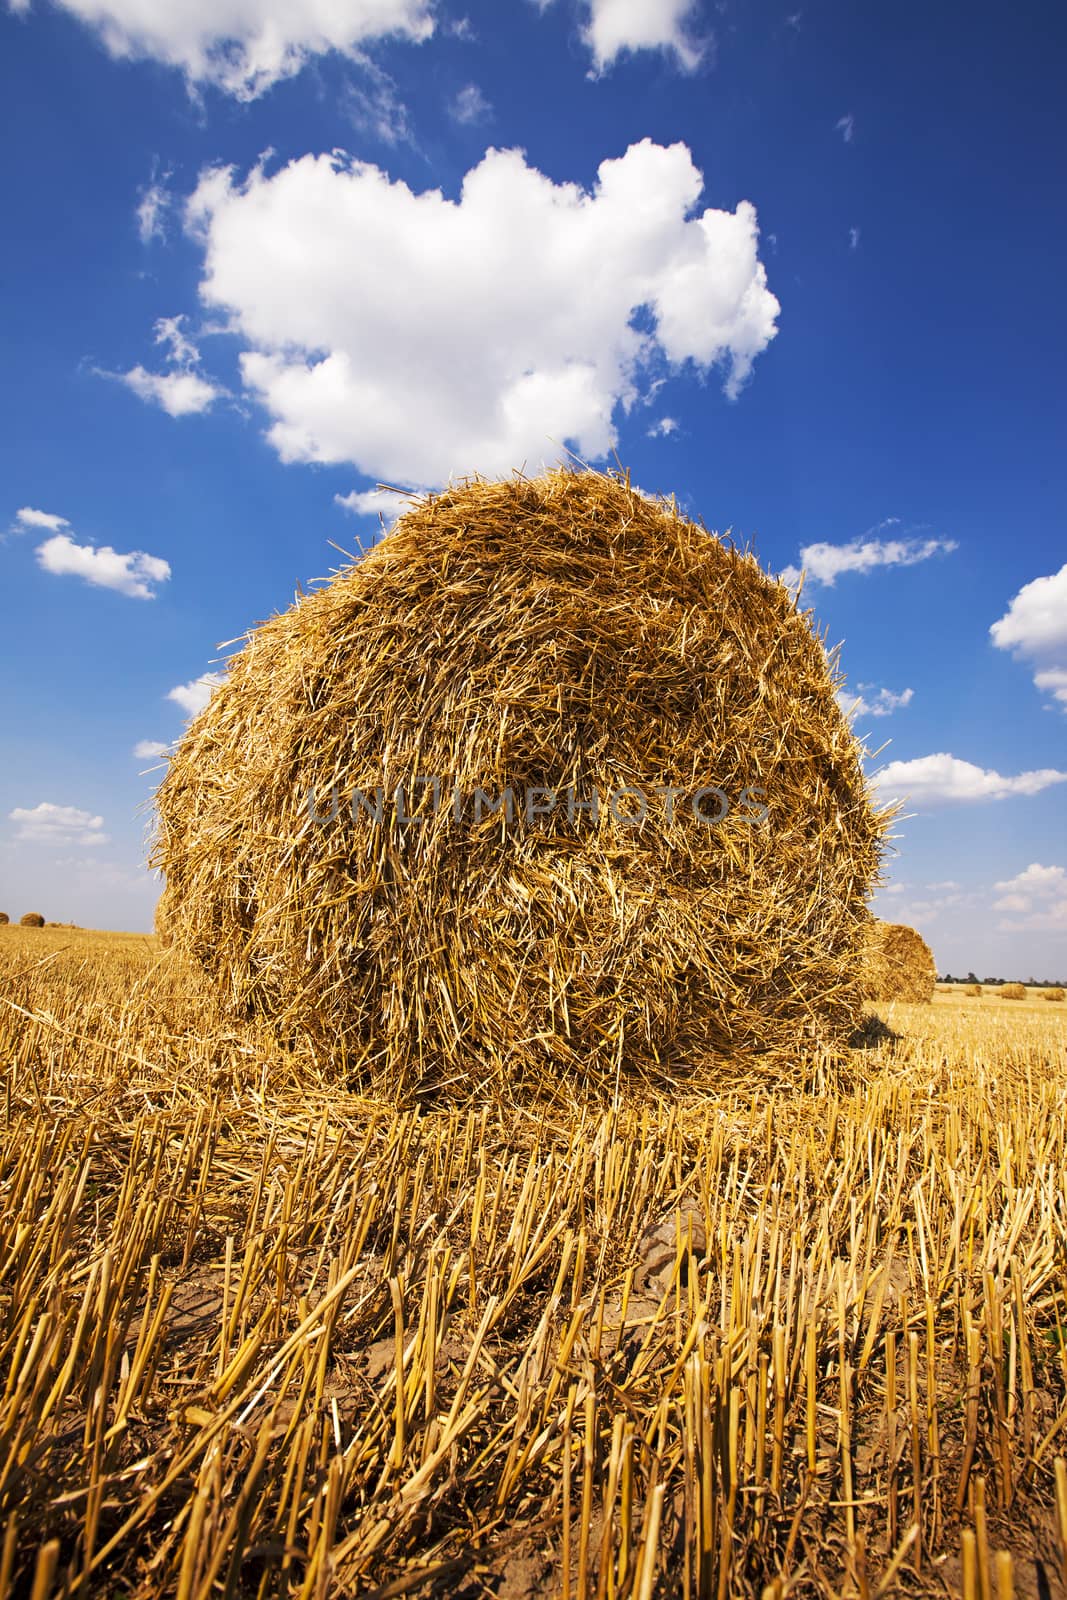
<box><xmin>939</xmin><ymin>972</ymin><xmax>1067</xmax><ymax>987</ymax></box>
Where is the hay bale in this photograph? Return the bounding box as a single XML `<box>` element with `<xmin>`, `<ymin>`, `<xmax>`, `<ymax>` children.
<box><xmin>153</xmin><ymin>467</ymin><xmax>887</xmax><ymax>1097</ymax></box>
<box><xmin>999</xmin><ymin>982</ymin><xmax>1027</xmax><ymax>1000</ymax></box>
<box><xmin>154</xmin><ymin>897</ymin><xmax>173</xmax><ymax>949</ymax></box>
<box><xmin>0</xmin><ymin>913</ymin><xmax>9</xmax><ymax>926</ymax></box>
<box><xmin>963</xmin><ymin>983</ymin><xmax>982</xmax><ymax>997</ymax></box>
<box><xmin>19</xmin><ymin>913</ymin><xmax>45</xmax><ymax>928</ymax></box>
<box><xmin>1040</xmin><ymin>987</ymin><xmax>1065</xmax><ymax>1002</ymax></box>
<box><xmin>861</xmin><ymin>920</ymin><xmax>936</xmax><ymax>1004</ymax></box>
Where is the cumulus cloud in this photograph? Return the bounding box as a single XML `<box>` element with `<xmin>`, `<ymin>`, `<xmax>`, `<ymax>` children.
<box><xmin>11</xmin><ymin>506</ymin><xmax>71</xmax><ymax>533</ymax></box>
<box><xmin>647</xmin><ymin>416</ymin><xmax>678</xmax><ymax>438</ymax></box>
<box><xmin>450</xmin><ymin>83</ymin><xmax>491</xmax><ymax>124</ymax></box>
<box><xmin>9</xmin><ymin>802</ymin><xmax>109</xmax><ymax>847</ymax></box>
<box><xmin>780</xmin><ymin>527</ymin><xmax>957</xmax><ymax>589</ymax></box>
<box><xmin>335</xmin><ymin>487</ymin><xmax>414</xmax><ymax>523</ymax></box>
<box><xmin>838</xmin><ymin>684</ymin><xmax>913</xmax><ymax>719</ymax></box>
<box><xmin>541</xmin><ymin>0</ymin><xmax>708</xmax><ymax>72</ymax></box>
<box><xmin>17</xmin><ymin>0</ymin><xmax>436</xmax><ymax>99</ymax></box>
<box><xmin>872</xmin><ymin>753</ymin><xmax>1067</xmax><ymax>806</ymax></box>
<box><xmin>133</xmin><ymin>739</ymin><xmax>170</xmax><ymax>759</ymax></box>
<box><xmin>37</xmin><ymin>533</ymin><xmax>171</xmax><ymax>599</ymax></box>
<box><xmin>187</xmin><ymin>140</ymin><xmax>779</xmax><ymax>486</ymax></box>
<box><xmin>990</xmin><ymin>563</ymin><xmax>1067</xmax><ymax>713</ymax></box>
<box><xmin>167</xmin><ymin>673</ymin><xmax>225</xmax><ymax>717</ymax></box>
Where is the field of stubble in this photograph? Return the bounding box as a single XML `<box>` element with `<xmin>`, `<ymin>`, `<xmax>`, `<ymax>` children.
<box><xmin>2</xmin><ymin>924</ymin><xmax>1067</xmax><ymax>1600</ymax></box>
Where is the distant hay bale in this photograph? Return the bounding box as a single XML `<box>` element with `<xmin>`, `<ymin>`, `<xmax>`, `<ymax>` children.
<box><xmin>1041</xmin><ymin>987</ymin><xmax>1065</xmax><ymax>1002</ymax></box>
<box><xmin>19</xmin><ymin>913</ymin><xmax>45</xmax><ymax>928</ymax></box>
<box><xmin>999</xmin><ymin>983</ymin><xmax>1027</xmax><ymax>1000</ymax></box>
<box><xmin>154</xmin><ymin>898</ymin><xmax>173</xmax><ymax>949</ymax></box>
<box><xmin>861</xmin><ymin>920</ymin><xmax>936</xmax><ymax>1004</ymax></box>
<box><xmin>963</xmin><ymin>983</ymin><xmax>982</xmax><ymax>997</ymax></box>
<box><xmin>0</xmin><ymin>913</ymin><xmax>9</xmax><ymax>926</ymax></box>
<box><xmin>153</xmin><ymin>467</ymin><xmax>888</xmax><ymax>1098</ymax></box>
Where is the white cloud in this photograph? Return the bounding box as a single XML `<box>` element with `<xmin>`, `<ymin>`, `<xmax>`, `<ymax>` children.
<box><xmin>19</xmin><ymin>0</ymin><xmax>436</xmax><ymax>99</ymax></box>
<box><xmin>994</xmin><ymin>863</ymin><xmax>1067</xmax><ymax>898</ymax></box>
<box><xmin>9</xmin><ymin>802</ymin><xmax>109</xmax><ymax>847</ymax></box>
<box><xmin>117</xmin><ymin>364</ymin><xmax>221</xmax><ymax>417</ymax></box>
<box><xmin>167</xmin><ymin>672</ymin><xmax>225</xmax><ymax>717</ymax></box>
<box><xmin>1035</xmin><ymin>667</ymin><xmax>1067</xmax><ymax>708</ymax></box>
<box><xmin>990</xmin><ymin>564</ymin><xmax>1067</xmax><ymax>713</ymax></box>
<box><xmin>835</xmin><ymin>113</ymin><xmax>855</xmax><ymax>142</ymax></box>
<box><xmin>37</xmin><ymin>533</ymin><xmax>171</xmax><ymax>599</ymax></box>
<box><xmin>8</xmin><ymin>506</ymin><xmax>71</xmax><ymax>548</ymax></box>
<box><xmin>992</xmin><ymin>863</ymin><xmax>1067</xmax><ymax>932</ymax></box>
<box><xmin>187</xmin><ymin>140</ymin><xmax>779</xmax><ymax>486</ymax></box>
<box><xmin>849</xmin><ymin>225</ymin><xmax>860</xmax><ymax>251</ymax></box>
<box><xmin>344</xmin><ymin>59</ymin><xmax>416</xmax><ymax>146</ymax></box>
<box><xmin>555</xmin><ymin>0</ymin><xmax>708</xmax><ymax>72</ymax></box>
<box><xmin>137</xmin><ymin>174</ymin><xmax>172</xmax><ymax>243</ymax></box>
<box><xmin>134</xmin><ymin>739</ymin><xmax>170</xmax><ymax>759</ymax></box>
<box><xmin>780</xmin><ymin>530</ymin><xmax>957</xmax><ymax>589</ymax></box>
<box><xmin>838</xmin><ymin>684</ymin><xmax>913</xmax><ymax>719</ymax></box>
<box><xmin>873</xmin><ymin>753</ymin><xmax>1067</xmax><ymax>806</ymax></box>
<box><xmin>991</xmin><ymin>565</ymin><xmax>1067</xmax><ymax>656</ymax></box>
<box><xmin>450</xmin><ymin>83</ymin><xmax>491</xmax><ymax>124</ymax></box>
<box><xmin>112</xmin><ymin>313</ymin><xmax>225</xmax><ymax>417</ymax></box>
<box><xmin>647</xmin><ymin>416</ymin><xmax>678</xmax><ymax>438</ymax></box>
<box><xmin>12</xmin><ymin>506</ymin><xmax>71</xmax><ymax>533</ymax></box>
<box><xmin>335</xmin><ymin>488</ymin><xmax>414</xmax><ymax>523</ymax></box>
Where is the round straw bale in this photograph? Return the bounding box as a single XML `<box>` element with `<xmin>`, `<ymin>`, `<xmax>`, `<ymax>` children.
<box><xmin>0</xmin><ymin>913</ymin><xmax>9</xmax><ymax>925</ymax></box>
<box><xmin>963</xmin><ymin>983</ymin><xmax>982</xmax><ymax>997</ymax></box>
<box><xmin>999</xmin><ymin>982</ymin><xmax>1027</xmax><ymax>999</ymax></box>
<box><xmin>19</xmin><ymin>913</ymin><xmax>45</xmax><ymax>928</ymax></box>
<box><xmin>1041</xmin><ymin>987</ymin><xmax>1066</xmax><ymax>1002</ymax></box>
<box><xmin>153</xmin><ymin>468</ymin><xmax>887</xmax><ymax>1097</ymax></box>
<box><xmin>860</xmin><ymin>920</ymin><xmax>936</xmax><ymax>1004</ymax></box>
<box><xmin>154</xmin><ymin>897</ymin><xmax>173</xmax><ymax>949</ymax></box>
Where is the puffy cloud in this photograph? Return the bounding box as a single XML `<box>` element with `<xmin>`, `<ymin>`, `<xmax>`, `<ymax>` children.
<box><xmin>835</xmin><ymin>113</ymin><xmax>855</xmax><ymax>142</ymax></box>
<box><xmin>9</xmin><ymin>802</ymin><xmax>109</xmax><ymax>847</ymax></box>
<box><xmin>17</xmin><ymin>0</ymin><xmax>436</xmax><ymax>99</ymax></box>
<box><xmin>118</xmin><ymin>366</ymin><xmax>223</xmax><ymax>415</ymax></box>
<box><xmin>990</xmin><ymin>563</ymin><xmax>1067</xmax><ymax>713</ymax></box>
<box><xmin>872</xmin><ymin>753</ymin><xmax>1067</xmax><ymax>806</ymax></box>
<box><xmin>335</xmin><ymin>487</ymin><xmax>414</xmax><ymax>523</ymax></box>
<box><xmin>134</xmin><ymin>739</ymin><xmax>170</xmax><ymax>759</ymax></box>
<box><xmin>848</xmin><ymin>225</ymin><xmax>860</xmax><ymax>251</ymax></box>
<box><xmin>187</xmin><ymin>140</ymin><xmax>779</xmax><ymax>485</ymax></box>
<box><xmin>450</xmin><ymin>83</ymin><xmax>491</xmax><ymax>124</ymax></box>
<box><xmin>36</xmin><ymin>533</ymin><xmax>171</xmax><ymax>599</ymax></box>
<box><xmin>551</xmin><ymin>0</ymin><xmax>708</xmax><ymax>72</ymax></box>
<box><xmin>167</xmin><ymin>673</ymin><xmax>225</xmax><ymax>717</ymax></box>
<box><xmin>838</xmin><ymin>684</ymin><xmax>913</xmax><ymax>719</ymax></box>
<box><xmin>11</xmin><ymin>506</ymin><xmax>71</xmax><ymax>533</ymax></box>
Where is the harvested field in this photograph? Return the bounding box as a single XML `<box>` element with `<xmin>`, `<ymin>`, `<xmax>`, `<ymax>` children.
<box><xmin>2</xmin><ymin>925</ymin><xmax>1067</xmax><ymax>1599</ymax></box>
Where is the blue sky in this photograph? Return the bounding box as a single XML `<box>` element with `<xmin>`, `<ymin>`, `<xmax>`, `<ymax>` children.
<box><xmin>1</xmin><ymin>0</ymin><xmax>1065</xmax><ymax>978</ymax></box>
